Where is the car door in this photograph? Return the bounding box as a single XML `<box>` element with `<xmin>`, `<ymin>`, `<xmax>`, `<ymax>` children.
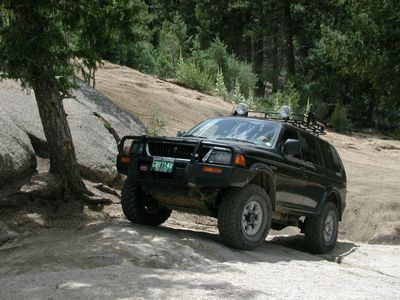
<box><xmin>275</xmin><ymin>126</ymin><xmax>307</xmax><ymax>209</ymax></box>
<box><xmin>298</xmin><ymin>132</ymin><xmax>327</xmax><ymax>210</ymax></box>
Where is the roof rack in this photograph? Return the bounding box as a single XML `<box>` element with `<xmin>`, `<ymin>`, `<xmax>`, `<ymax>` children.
<box><xmin>247</xmin><ymin>109</ymin><xmax>326</xmax><ymax>136</ymax></box>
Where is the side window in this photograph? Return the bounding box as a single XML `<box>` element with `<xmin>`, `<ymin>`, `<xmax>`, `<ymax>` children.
<box><xmin>299</xmin><ymin>133</ymin><xmax>320</xmax><ymax>165</ymax></box>
<box><xmin>281</xmin><ymin>127</ymin><xmax>301</xmax><ymax>159</ymax></box>
<box><xmin>281</xmin><ymin>127</ymin><xmax>298</xmax><ymax>143</ymax></box>
<box><xmin>320</xmin><ymin>142</ymin><xmax>342</xmax><ymax>172</ymax></box>
<box><xmin>330</xmin><ymin>146</ymin><xmax>343</xmax><ymax>172</ymax></box>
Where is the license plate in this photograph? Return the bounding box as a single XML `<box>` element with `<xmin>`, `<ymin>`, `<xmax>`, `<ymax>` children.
<box><xmin>151</xmin><ymin>157</ymin><xmax>175</xmax><ymax>173</ymax></box>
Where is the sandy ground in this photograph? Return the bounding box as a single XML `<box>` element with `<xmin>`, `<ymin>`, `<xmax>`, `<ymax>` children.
<box><xmin>95</xmin><ymin>61</ymin><xmax>234</xmax><ymax>136</ymax></box>
<box><xmin>323</xmin><ymin>132</ymin><xmax>400</xmax><ymax>244</ymax></box>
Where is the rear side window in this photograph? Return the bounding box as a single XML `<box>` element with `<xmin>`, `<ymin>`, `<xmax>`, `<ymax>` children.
<box><xmin>320</xmin><ymin>142</ymin><xmax>342</xmax><ymax>172</ymax></box>
<box><xmin>299</xmin><ymin>133</ymin><xmax>320</xmax><ymax>165</ymax></box>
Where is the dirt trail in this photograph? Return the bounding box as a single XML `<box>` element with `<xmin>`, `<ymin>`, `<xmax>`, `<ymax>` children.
<box><xmin>323</xmin><ymin>132</ymin><xmax>400</xmax><ymax>243</ymax></box>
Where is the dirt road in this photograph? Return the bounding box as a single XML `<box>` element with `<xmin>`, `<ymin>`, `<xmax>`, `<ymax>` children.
<box><xmin>0</xmin><ymin>221</ymin><xmax>399</xmax><ymax>299</ymax></box>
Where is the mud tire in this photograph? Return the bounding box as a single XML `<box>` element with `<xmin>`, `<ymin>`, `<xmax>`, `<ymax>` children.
<box><xmin>218</xmin><ymin>184</ymin><xmax>272</xmax><ymax>250</ymax></box>
<box><xmin>304</xmin><ymin>202</ymin><xmax>339</xmax><ymax>254</ymax></box>
<box><xmin>121</xmin><ymin>179</ymin><xmax>171</xmax><ymax>226</ymax></box>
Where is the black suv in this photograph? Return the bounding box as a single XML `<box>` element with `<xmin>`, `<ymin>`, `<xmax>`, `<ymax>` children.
<box><xmin>116</xmin><ymin>106</ymin><xmax>346</xmax><ymax>254</ymax></box>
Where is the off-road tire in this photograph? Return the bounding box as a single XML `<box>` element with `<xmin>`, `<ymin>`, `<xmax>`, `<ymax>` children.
<box><xmin>304</xmin><ymin>202</ymin><xmax>339</xmax><ymax>254</ymax></box>
<box><xmin>218</xmin><ymin>184</ymin><xmax>272</xmax><ymax>250</ymax></box>
<box><xmin>121</xmin><ymin>179</ymin><xmax>171</xmax><ymax>226</ymax></box>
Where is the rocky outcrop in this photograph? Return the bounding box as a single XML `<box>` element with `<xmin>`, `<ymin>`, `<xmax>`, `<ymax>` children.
<box><xmin>0</xmin><ymin>79</ymin><xmax>145</xmax><ymax>184</ymax></box>
<box><xmin>0</xmin><ymin>111</ymin><xmax>36</xmax><ymax>187</ymax></box>
<box><xmin>0</xmin><ymin>222</ymin><xmax>19</xmax><ymax>245</ymax></box>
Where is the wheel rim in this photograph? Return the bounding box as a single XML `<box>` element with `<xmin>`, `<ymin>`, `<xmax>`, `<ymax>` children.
<box><xmin>241</xmin><ymin>200</ymin><xmax>263</xmax><ymax>236</ymax></box>
<box><xmin>144</xmin><ymin>197</ymin><xmax>160</xmax><ymax>214</ymax></box>
<box><xmin>324</xmin><ymin>213</ymin><xmax>335</xmax><ymax>243</ymax></box>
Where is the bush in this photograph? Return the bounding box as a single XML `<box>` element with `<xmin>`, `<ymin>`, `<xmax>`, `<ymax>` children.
<box><xmin>214</xmin><ymin>68</ymin><xmax>229</xmax><ymax>100</ymax></box>
<box><xmin>330</xmin><ymin>104</ymin><xmax>352</xmax><ymax>132</ymax></box>
<box><xmin>176</xmin><ymin>57</ymin><xmax>213</xmax><ymax>93</ymax></box>
<box><xmin>267</xmin><ymin>80</ymin><xmax>301</xmax><ymax>114</ymax></box>
<box><xmin>155</xmin><ymin>14</ymin><xmax>189</xmax><ymax>78</ymax></box>
<box><xmin>125</xmin><ymin>41</ymin><xmax>157</xmax><ymax>74</ymax></box>
<box><xmin>148</xmin><ymin>107</ymin><xmax>167</xmax><ymax>136</ymax></box>
<box><xmin>205</xmin><ymin>38</ymin><xmax>257</xmax><ymax>98</ymax></box>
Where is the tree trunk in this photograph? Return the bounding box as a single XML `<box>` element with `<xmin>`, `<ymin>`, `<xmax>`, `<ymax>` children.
<box><xmin>33</xmin><ymin>81</ymin><xmax>85</xmax><ymax>195</ymax></box>
<box><xmin>283</xmin><ymin>0</ymin><xmax>295</xmax><ymax>76</ymax></box>
<box><xmin>271</xmin><ymin>34</ymin><xmax>279</xmax><ymax>92</ymax></box>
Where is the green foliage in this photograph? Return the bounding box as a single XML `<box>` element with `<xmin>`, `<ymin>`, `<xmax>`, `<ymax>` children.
<box><xmin>155</xmin><ymin>14</ymin><xmax>189</xmax><ymax>78</ymax></box>
<box><xmin>4</xmin><ymin>0</ymin><xmax>397</xmax><ymax>136</ymax></box>
<box><xmin>330</xmin><ymin>104</ymin><xmax>352</xmax><ymax>132</ymax></box>
<box><xmin>176</xmin><ymin>57</ymin><xmax>213</xmax><ymax>93</ymax></box>
<box><xmin>148</xmin><ymin>106</ymin><xmax>167</xmax><ymax>136</ymax></box>
<box><xmin>0</xmin><ymin>0</ymin><xmax>146</xmax><ymax>92</ymax></box>
<box><xmin>268</xmin><ymin>81</ymin><xmax>301</xmax><ymax>114</ymax></box>
<box><xmin>231</xmin><ymin>78</ymin><xmax>246</xmax><ymax>103</ymax></box>
<box><xmin>214</xmin><ymin>68</ymin><xmax>229</xmax><ymax>100</ymax></box>
<box><xmin>205</xmin><ymin>38</ymin><xmax>257</xmax><ymax>98</ymax></box>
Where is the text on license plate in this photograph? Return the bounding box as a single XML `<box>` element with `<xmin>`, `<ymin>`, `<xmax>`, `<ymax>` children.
<box><xmin>151</xmin><ymin>157</ymin><xmax>175</xmax><ymax>173</ymax></box>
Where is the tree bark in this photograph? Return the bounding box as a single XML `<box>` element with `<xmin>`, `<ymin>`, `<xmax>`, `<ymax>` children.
<box><xmin>33</xmin><ymin>81</ymin><xmax>85</xmax><ymax>195</ymax></box>
<box><xmin>283</xmin><ymin>0</ymin><xmax>295</xmax><ymax>76</ymax></box>
<box><xmin>10</xmin><ymin>2</ymin><xmax>86</xmax><ymax>200</ymax></box>
<box><xmin>271</xmin><ymin>34</ymin><xmax>279</xmax><ymax>92</ymax></box>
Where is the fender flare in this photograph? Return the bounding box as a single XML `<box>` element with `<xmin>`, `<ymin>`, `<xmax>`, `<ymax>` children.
<box><xmin>248</xmin><ymin>163</ymin><xmax>276</xmax><ymax>210</ymax></box>
<box><xmin>318</xmin><ymin>189</ymin><xmax>343</xmax><ymax>220</ymax></box>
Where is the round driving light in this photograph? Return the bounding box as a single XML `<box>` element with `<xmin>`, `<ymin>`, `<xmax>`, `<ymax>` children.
<box><xmin>234</xmin><ymin>103</ymin><xmax>249</xmax><ymax>116</ymax></box>
<box><xmin>279</xmin><ymin>105</ymin><xmax>291</xmax><ymax>119</ymax></box>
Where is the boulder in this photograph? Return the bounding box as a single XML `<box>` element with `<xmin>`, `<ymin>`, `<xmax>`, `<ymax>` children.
<box><xmin>0</xmin><ymin>222</ymin><xmax>19</xmax><ymax>245</ymax></box>
<box><xmin>0</xmin><ymin>111</ymin><xmax>36</xmax><ymax>187</ymax></box>
<box><xmin>0</xmin><ymin>79</ymin><xmax>145</xmax><ymax>184</ymax></box>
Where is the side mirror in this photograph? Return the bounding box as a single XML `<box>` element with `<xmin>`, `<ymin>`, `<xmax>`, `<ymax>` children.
<box><xmin>283</xmin><ymin>139</ymin><xmax>300</xmax><ymax>156</ymax></box>
<box><xmin>176</xmin><ymin>130</ymin><xmax>187</xmax><ymax>137</ymax></box>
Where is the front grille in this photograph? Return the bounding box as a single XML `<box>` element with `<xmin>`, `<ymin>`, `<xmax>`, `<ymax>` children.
<box><xmin>147</xmin><ymin>142</ymin><xmax>195</xmax><ymax>160</ymax></box>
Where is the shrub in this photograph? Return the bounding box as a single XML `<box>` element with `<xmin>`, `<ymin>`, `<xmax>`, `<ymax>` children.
<box><xmin>205</xmin><ymin>38</ymin><xmax>257</xmax><ymax>98</ymax></box>
<box><xmin>176</xmin><ymin>57</ymin><xmax>213</xmax><ymax>93</ymax></box>
<box><xmin>330</xmin><ymin>104</ymin><xmax>352</xmax><ymax>132</ymax></box>
<box><xmin>155</xmin><ymin>14</ymin><xmax>189</xmax><ymax>78</ymax></box>
<box><xmin>214</xmin><ymin>68</ymin><xmax>229</xmax><ymax>100</ymax></box>
<box><xmin>267</xmin><ymin>80</ymin><xmax>301</xmax><ymax>114</ymax></box>
<box><xmin>148</xmin><ymin>107</ymin><xmax>167</xmax><ymax>136</ymax></box>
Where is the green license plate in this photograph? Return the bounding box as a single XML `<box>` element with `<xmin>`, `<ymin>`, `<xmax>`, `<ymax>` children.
<box><xmin>151</xmin><ymin>157</ymin><xmax>175</xmax><ymax>173</ymax></box>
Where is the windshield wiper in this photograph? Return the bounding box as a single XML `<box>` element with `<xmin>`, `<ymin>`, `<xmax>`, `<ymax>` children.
<box><xmin>216</xmin><ymin>137</ymin><xmax>255</xmax><ymax>144</ymax></box>
<box><xmin>182</xmin><ymin>134</ymin><xmax>208</xmax><ymax>139</ymax></box>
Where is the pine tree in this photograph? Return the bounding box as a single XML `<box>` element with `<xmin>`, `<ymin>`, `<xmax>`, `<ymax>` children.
<box><xmin>0</xmin><ymin>0</ymin><xmax>145</xmax><ymax>210</ymax></box>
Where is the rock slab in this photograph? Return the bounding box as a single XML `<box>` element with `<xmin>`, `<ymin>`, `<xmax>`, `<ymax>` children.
<box><xmin>0</xmin><ymin>111</ymin><xmax>36</xmax><ymax>187</ymax></box>
<box><xmin>0</xmin><ymin>79</ymin><xmax>145</xmax><ymax>184</ymax></box>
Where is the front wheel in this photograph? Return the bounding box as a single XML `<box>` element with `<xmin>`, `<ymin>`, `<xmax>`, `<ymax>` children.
<box><xmin>218</xmin><ymin>184</ymin><xmax>272</xmax><ymax>250</ymax></box>
<box><xmin>121</xmin><ymin>180</ymin><xmax>171</xmax><ymax>226</ymax></box>
<box><xmin>304</xmin><ymin>202</ymin><xmax>339</xmax><ymax>254</ymax></box>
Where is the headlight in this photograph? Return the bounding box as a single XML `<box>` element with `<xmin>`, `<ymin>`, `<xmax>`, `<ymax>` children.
<box><xmin>203</xmin><ymin>149</ymin><xmax>232</xmax><ymax>165</ymax></box>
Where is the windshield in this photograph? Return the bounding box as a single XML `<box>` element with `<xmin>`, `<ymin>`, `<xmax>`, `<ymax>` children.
<box><xmin>185</xmin><ymin>117</ymin><xmax>280</xmax><ymax>148</ymax></box>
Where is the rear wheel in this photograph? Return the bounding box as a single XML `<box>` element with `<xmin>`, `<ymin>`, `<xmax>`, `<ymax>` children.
<box><xmin>218</xmin><ymin>184</ymin><xmax>272</xmax><ymax>250</ymax></box>
<box><xmin>304</xmin><ymin>202</ymin><xmax>339</xmax><ymax>254</ymax></box>
<box><xmin>121</xmin><ymin>179</ymin><xmax>171</xmax><ymax>226</ymax></box>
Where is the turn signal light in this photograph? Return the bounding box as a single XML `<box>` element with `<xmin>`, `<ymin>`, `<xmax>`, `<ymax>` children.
<box><xmin>235</xmin><ymin>154</ymin><xmax>247</xmax><ymax>167</ymax></box>
<box><xmin>120</xmin><ymin>156</ymin><xmax>131</xmax><ymax>164</ymax></box>
<box><xmin>202</xmin><ymin>166</ymin><xmax>223</xmax><ymax>174</ymax></box>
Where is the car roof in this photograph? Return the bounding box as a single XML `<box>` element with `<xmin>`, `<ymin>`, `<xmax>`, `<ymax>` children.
<box><xmin>199</xmin><ymin>116</ymin><xmax>330</xmax><ymax>143</ymax></box>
